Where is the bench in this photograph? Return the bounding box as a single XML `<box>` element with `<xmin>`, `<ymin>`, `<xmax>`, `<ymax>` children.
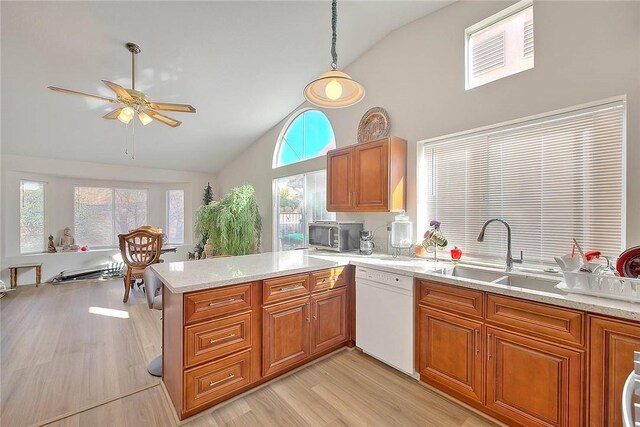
<box><xmin>9</xmin><ymin>263</ymin><xmax>42</xmax><ymax>288</ymax></box>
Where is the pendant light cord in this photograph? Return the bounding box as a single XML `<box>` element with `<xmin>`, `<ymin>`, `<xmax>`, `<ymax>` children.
<box><xmin>331</xmin><ymin>0</ymin><xmax>338</xmax><ymax>70</ymax></box>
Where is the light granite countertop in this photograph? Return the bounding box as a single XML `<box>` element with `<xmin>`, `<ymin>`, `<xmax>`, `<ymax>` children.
<box><xmin>151</xmin><ymin>249</ymin><xmax>640</xmax><ymax>322</ymax></box>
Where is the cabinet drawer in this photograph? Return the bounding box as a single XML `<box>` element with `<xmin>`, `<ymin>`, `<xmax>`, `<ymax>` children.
<box><xmin>184</xmin><ymin>350</ymin><xmax>251</xmax><ymax>412</ymax></box>
<box><xmin>486</xmin><ymin>294</ymin><xmax>584</xmax><ymax>347</ymax></box>
<box><xmin>310</xmin><ymin>267</ymin><xmax>347</xmax><ymax>293</ymax></box>
<box><xmin>263</xmin><ymin>274</ymin><xmax>310</xmax><ymax>304</ymax></box>
<box><xmin>418</xmin><ymin>280</ymin><xmax>484</xmax><ymax>319</ymax></box>
<box><xmin>184</xmin><ymin>283</ymin><xmax>252</xmax><ymax>324</ymax></box>
<box><xmin>185</xmin><ymin>312</ymin><xmax>252</xmax><ymax>368</ymax></box>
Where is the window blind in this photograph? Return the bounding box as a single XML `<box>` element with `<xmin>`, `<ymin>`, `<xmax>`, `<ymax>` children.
<box><xmin>466</xmin><ymin>0</ymin><xmax>534</xmax><ymax>89</ymax></box>
<box><xmin>523</xmin><ymin>20</ymin><xmax>534</xmax><ymax>57</ymax></box>
<box><xmin>471</xmin><ymin>32</ymin><xmax>505</xmax><ymax>76</ymax></box>
<box><xmin>419</xmin><ymin>101</ymin><xmax>625</xmax><ymax>266</ymax></box>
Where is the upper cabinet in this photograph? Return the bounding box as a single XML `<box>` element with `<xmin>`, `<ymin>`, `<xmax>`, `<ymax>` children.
<box><xmin>326</xmin><ymin>136</ymin><xmax>406</xmax><ymax>212</ymax></box>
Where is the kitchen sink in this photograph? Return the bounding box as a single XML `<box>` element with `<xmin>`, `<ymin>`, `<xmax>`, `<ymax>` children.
<box><xmin>434</xmin><ymin>264</ymin><xmax>565</xmax><ymax>295</ymax></box>
<box><xmin>435</xmin><ymin>265</ymin><xmax>506</xmax><ymax>283</ymax></box>
<box><xmin>493</xmin><ymin>274</ymin><xmax>563</xmax><ymax>294</ymax></box>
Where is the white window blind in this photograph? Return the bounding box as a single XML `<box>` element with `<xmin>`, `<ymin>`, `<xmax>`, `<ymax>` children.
<box><xmin>466</xmin><ymin>0</ymin><xmax>534</xmax><ymax>89</ymax></box>
<box><xmin>419</xmin><ymin>101</ymin><xmax>625</xmax><ymax>266</ymax></box>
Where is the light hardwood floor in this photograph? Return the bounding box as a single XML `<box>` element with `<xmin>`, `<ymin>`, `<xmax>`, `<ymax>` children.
<box><xmin>2</xmin><ymin>279</ymin><xmax>499</xmax><ymax>427</ymax></box>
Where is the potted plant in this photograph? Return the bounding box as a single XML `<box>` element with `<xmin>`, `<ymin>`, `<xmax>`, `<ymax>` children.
<box><xmin>195</xmin><ymin>184</ymin><xmax>262</xmax><ymax>256</ymax></box>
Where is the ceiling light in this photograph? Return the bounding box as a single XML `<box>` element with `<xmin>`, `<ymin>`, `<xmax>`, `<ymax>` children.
<box><xmin>304</xmin><ymin>0</ymin><xmax>365</xmax><ymax>108</ymax></box>
<box><xmin>138</xmin><ymin>111</ymin><xmax>153</xmax><ymax>125</ymax></box>
<box><xmin>117</xmin><ymin>106</ymin><xmax>135</xmax><ymax>124</ymax></box>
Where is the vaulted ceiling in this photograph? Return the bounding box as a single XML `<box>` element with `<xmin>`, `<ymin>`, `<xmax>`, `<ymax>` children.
<box><xmin>1</xmin><ymin>1</ymin><xmax>452</xmax><ymax>173</ymax></box>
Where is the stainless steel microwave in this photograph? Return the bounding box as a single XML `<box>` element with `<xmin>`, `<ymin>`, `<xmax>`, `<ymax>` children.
<box><xmin>308</xmin><ymin>221</ymin><xmax>363</xmax><ymax>252</ymax></box>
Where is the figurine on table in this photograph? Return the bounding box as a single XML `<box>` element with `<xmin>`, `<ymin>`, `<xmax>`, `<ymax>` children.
<box><xmin>47</xmin><ymin>235</ymin><xmax>57</xmax><ymax>253</ymax></box>
<box><xmin>59</xmin><ymin>227</ymin><xmax>80</xmax><ymax>251</ymax></box>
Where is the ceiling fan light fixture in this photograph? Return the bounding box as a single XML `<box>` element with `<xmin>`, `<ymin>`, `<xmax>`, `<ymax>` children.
<box><xmin>138</xmin><ymin>111</ymin><xmax>153</xmax><ymax>126</ymax></box>
<box><xmin>303</xmin><ymin>0</ymin><xmax>365</xmax><ymax>108</ymax></box>
<box><xmin>48</xmin><ymin>42</ymin><xmax>195</xmax><ymax>130</ymax></box>
<box><xmin>117</xmin><ymin>106</ymin><xmax>135</xmax><ymax>124</ymax></box>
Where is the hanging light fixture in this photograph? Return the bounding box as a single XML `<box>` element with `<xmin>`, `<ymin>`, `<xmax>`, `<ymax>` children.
<box><xmin>304</xmin><ymin>0</ymin><xmax>365</xmax><ymax>108</ymax></box>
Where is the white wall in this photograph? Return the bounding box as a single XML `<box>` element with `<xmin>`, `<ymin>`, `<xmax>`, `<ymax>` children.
<box><xmin>1</xmin><ymin>154</ymin><xmax>215</xmax><ymax>285</ymax></box>
<box><xmin>215</xmin><ymin>0</ymin><xmax>640</xmax><ymax>253</ymax></box>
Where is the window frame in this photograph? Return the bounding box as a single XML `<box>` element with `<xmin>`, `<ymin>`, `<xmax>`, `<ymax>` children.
<box><xmin>73</xmin><ymin>185</ymin><xmax>149</xmax><ymax>249</ymax></box>
<box><xmin>19</xmin><ymin>179</ymin><xmax>47</xmax><ymax>254</ymax></box>
<box><xmin>272</xmin><ymin>169</ymin><xmax>336</xmax><ymax>251</ymax></box>
<box><xmin>166</xmin><ymin>189</ymin><xmax>185</xmax><ymax>245</ymax></box>
<box><xmin>272</xmin><ymin>108</ymin><xmax>336</xmax><ymax>168</ymax></box>
<box><xmin>465</xmin><ymin>0</ymin><xmax>533</xmax><ymax>90</ymax></box>
<box><xmin>417</xmin><ymin>96</ymin><xmax>627</xmax><ymax>267</ymax></box>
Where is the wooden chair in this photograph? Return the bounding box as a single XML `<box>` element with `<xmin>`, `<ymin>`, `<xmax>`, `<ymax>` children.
<box><xmin>118</xmin><ymin>227</ymin><xmax>163</xmax><ymax>303</ymax></box>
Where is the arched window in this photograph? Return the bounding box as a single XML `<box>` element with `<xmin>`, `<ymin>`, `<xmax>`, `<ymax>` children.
<box><xmin>273</xmin><ymin>110</ymin><xmax>336</xmax><ymax>168</ymax></box>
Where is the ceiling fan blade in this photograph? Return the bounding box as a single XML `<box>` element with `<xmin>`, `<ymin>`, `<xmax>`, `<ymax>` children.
<box><xmin>147</xmin><ymin>110</ymin><xmax>182</xmax><ymax>127</ymax></box>
<box><xmin>149</xmin><ymin>102</ymin><xmax>196</xmax><ymax>113</ymax></box>
<box><xmin>103</xmin><ymin>107</ymin><xmax>124</xmax><ymax>120</ymax></box>
<box><xmin>48</xmin><ymin>86</ymin><xmax>118</xmax><ymax>103</ymax></box>
<box><xmin>102</xmin><ymin>80</ymin><xmax>133</xmax><ymax>100</ymax></box>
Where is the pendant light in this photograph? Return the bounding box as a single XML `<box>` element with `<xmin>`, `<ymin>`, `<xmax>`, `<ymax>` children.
<box><xmin>304</xmin><ymin>0</ymin><xmax>365</xmax><ymax>108</ymax></box>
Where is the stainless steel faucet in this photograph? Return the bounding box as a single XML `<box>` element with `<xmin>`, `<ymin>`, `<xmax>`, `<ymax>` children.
<box><xmin>477</xmin><ymin>219</ymin><xmax>523</xmax><ymax>272</ymax></box>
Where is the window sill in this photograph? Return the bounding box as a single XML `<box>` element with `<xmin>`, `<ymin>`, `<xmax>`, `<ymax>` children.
<box><xmin>18</xmin><ymin>248</ymin><xmax>120</xmax><ymax>257</ymax></box>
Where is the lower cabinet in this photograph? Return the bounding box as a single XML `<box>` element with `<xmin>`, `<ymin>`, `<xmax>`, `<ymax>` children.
<box><xmin>418</xmin><ymin>307</ymin><xmax>484</xmax><ymax>403</ymax></box>
<box><xmin>262</xmin><ymin>273</ymin><xmax>350</xmax><ymax>378</ymax></box>
<box><xmin>417</xmin><ymin>281</ymin><xmax>586</xmax><ymax>427</ymax></box>
<box><xmin>311</xmin><ymin>287</ymin><xmax>347</xmax><ymax>354</ymax></box>
<box><xmin>486</xmin><ymin>327</ymin><xmax>583</xmax><ymax>427</ymax></box>
<box><xmin>589</xmin><ymin>315</ymin><xmax>640</xmax><ymax>427</ymax></box>
<box><xmin>263</xmin><ymin>297</ymin><xmax>311</xmax><ymax>377</ymax></box>
<box><xmin>164</xmin><ymin>267</ymin><xmax>353</xmax><ymax>421</ymax></box>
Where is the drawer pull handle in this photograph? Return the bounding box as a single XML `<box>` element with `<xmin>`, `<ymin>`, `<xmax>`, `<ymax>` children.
<box><xmin>487</xmin><ymin>333</ymin><xmax>492</xmax><ymax>361</ymax></box>
<box><xmin>209</xmin><ymin>298</ymin><xmax>235</xmax><ymax>307</ymax></box>
<box><xmin>209</xmin><ymin>373</ymin><xmax>235</xmax><ymax>388</ymax></box>
<box><xmin>209</xmin><ymin>333</ymin><xmax>235</xmax><ymax>344</ymax></box>
<box><xmin>276</xmin><ymin>284</ymin><xmax>304</xmax><ymax>293</ymax></box>
<box><xmin>320</xmin><ymin>278</ymin><xmax>334</xmax><ymax>284</ymax></box>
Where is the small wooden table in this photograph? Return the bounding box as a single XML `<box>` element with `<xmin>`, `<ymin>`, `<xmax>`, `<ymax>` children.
<box><xmin>9</xmin><ymin>263</ymin><xmax>42</xmax><ymax>288</ymax></box>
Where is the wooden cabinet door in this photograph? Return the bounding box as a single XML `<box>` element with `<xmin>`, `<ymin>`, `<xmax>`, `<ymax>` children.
<box><xmin>589</xmin><ymin>316</ymin><xmax>640</xmax><ymax>427</ymax></box>
<box><xmin>354</xmin><ymin>139</ymin><xmax>389</xmax><ymax>211</ymax></box>
<box><xmin>311</xmin><ymin>287</ymin><xmax>347</xmax><ymax>355</ymax></box>
<box><xmin>486</xmin><ymin>327</ymin><xmax>583</xmax><ymax>427</ymax></box>
<box><xmin>262</xmin><ymin>297</ymin><xmax>310</xmax><ymax>377</ymax></box>
<box><xmin>327</xmin><ymin>147</ymin><xmax>354</xmax><ymax>211</ymax></box>
<box><xmin>418</xmin><ymin>307</ymin><xmax>484</xmax><ymax>403</ymax></box>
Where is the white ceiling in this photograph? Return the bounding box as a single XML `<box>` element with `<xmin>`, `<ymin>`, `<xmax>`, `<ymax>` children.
<box><xmin>1</xmin><ymin>1</ymin><xmax>452</xmax><ymax>173</ymax></box>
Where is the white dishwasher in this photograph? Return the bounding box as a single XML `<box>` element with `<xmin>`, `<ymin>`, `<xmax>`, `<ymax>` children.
<box><xmin>355</xmin><ymin>266</ymin><xmax>417</xmax><ymax>378</ymax></box>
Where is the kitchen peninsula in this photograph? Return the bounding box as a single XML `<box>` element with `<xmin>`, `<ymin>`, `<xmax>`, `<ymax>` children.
<box><xmin>152</xmin><ymin>250</ymin><xmax>640</xmax><ymax>424</ymax></box>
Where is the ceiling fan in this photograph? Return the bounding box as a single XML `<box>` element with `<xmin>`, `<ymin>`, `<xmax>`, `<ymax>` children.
<box><xmin>48</xmin><ymin>43</ymin><xmax>195</xmax><ymax>128</ymax></box>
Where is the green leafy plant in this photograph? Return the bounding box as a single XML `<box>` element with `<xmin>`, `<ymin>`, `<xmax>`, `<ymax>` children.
<box><xmin>195</xmin><ymin>184</ymin><xmax>262</xmax><ymax>256</ymax></box>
